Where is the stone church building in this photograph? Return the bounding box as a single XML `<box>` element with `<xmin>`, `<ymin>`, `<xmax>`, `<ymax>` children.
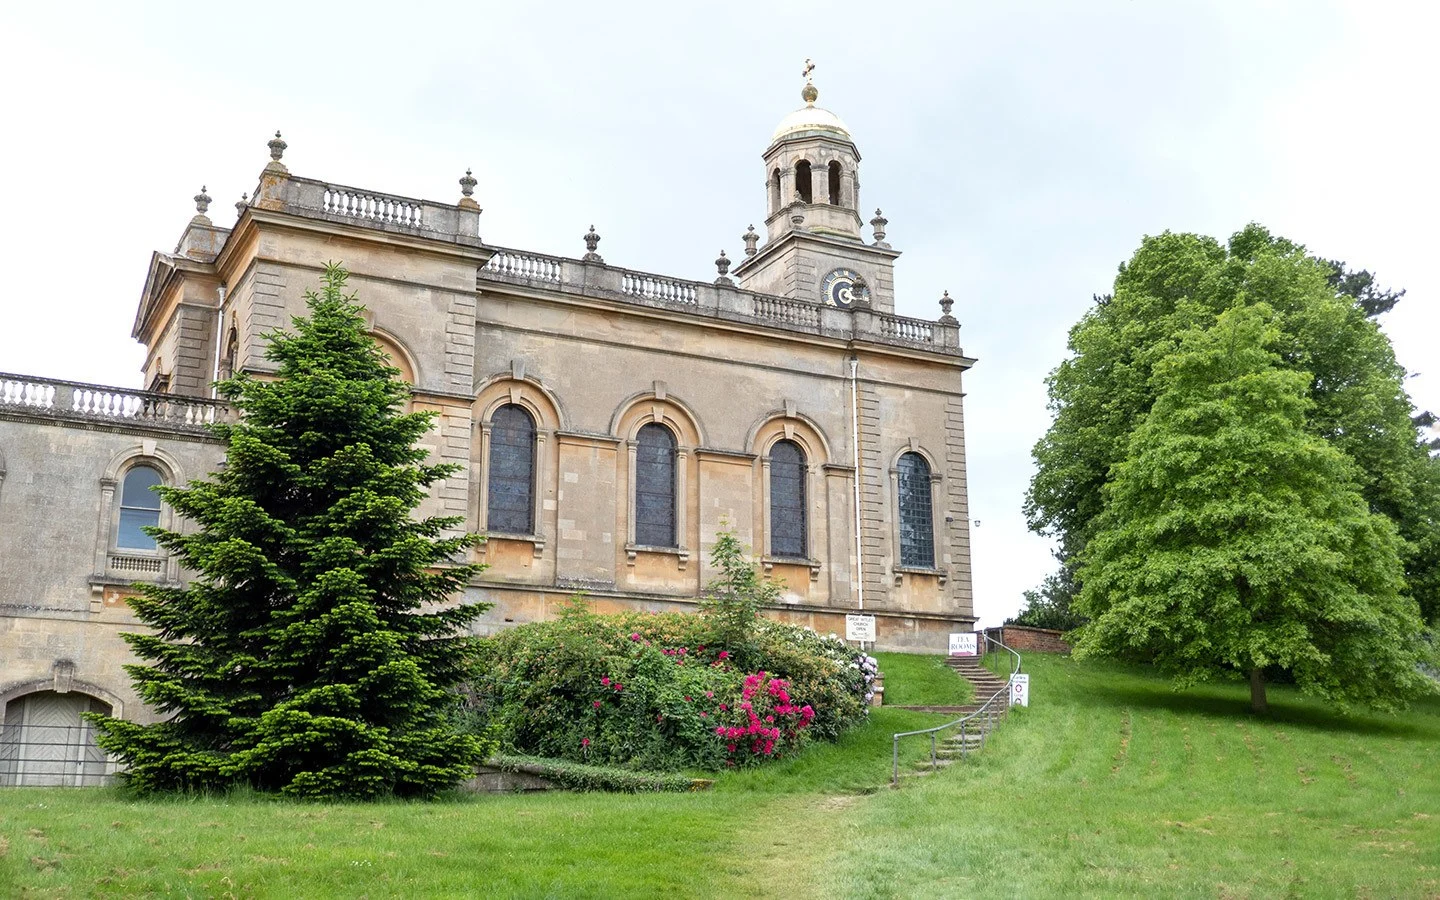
<box><xmin>0</xmin><ymin>74</ymin><xmax>976</xmax><ymax>784</ymax></box>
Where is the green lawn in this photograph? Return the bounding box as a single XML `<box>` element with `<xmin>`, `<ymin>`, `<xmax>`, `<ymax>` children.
<box><xmin>3</xmin><ymin>654</ymin><xmax>1437</xmax><ymax>898</ymax></box>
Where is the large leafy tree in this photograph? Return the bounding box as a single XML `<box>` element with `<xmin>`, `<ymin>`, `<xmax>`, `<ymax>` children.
<box><xmin>1026</xmin><ymin>224</ymin><xmax>1440</xmax><ymax>627</ymax></box>
<box><xmin>1073</xmin><ymin>306</ymin><xmax>1431</xmax><ymax>712</ymax></box>
<box><xmin>91</xmin><ymin>264</ymin><xmax>492</xmax><ymax>798</ymax></box>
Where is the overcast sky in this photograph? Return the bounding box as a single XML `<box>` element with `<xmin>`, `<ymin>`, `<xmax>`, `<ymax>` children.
<box><xmin>2</xmin><ymin>1</ymin><xmax>1435</xmax><ymax>626</ymax></box>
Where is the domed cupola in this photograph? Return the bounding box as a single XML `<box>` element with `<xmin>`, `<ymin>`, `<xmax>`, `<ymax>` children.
<box><xmin>734</xmin><ymin>60</ymin><xmax>900</xmax><ymax>313</ymax></box>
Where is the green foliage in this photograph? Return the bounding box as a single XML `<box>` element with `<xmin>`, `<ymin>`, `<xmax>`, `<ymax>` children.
<box><xmin>1009</xmin><ymin>568</ymin><xmax>1086</xmax><ymax>631</ymax></box>
<box><xmin>1072</xmin><ymin>306</ymin><xmax>1434</xmax><ymax>711</ymax></box>
<box><xmin>488</xmin><ymin>754</ymin><xmax>702</xmax><ymax>793</ymax></box>
<box><xmin>1027</xmin><ymin>224</ymin><xmax>1440</xmax><ymax>627</ymax></box>
<box><xmin>463</xmin><ymin>600</ymin><xmax>871</xmax><ymax>772</ymax></box>
<box><xmin>90</xmin><ymin>264</ymin><xmax>493</xmax><ymax>799</ymax></box>
<box><xmin>698</xmin><ymin>529</ymin><xmax>780</xmax><ymax>668</ymax></box>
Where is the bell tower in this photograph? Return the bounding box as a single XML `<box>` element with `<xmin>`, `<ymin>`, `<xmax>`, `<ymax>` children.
<box><xmin>734</xmin><ymin>61</ymin><xmax>900</xmax><ymax>313</ymax></box>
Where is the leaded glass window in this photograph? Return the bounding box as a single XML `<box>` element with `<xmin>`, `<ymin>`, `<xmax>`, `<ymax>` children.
<box><xmin>897</xmin><ymin>452</ymin><xmax>934</xmax><ymax>568</ymax></box>
<box><xmin>487</xmin><ymin>404</ymin><xmax>535</xmax><ymax>534</ymax></box>
<box><xmin>117</xmin><ymin>465</ymin><xmax>163</xmax><ymax>550</ymax></box>
<box><xmin>769</xmin><ymin>440</ymin><xmax>807</xmax><ymax>558</ymax></box>
<box><xmin>635</xmin><ymin>423</ymin><xmax>677</xmax><ymax>547</ymax></box>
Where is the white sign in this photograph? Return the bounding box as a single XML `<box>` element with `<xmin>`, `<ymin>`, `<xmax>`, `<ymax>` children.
<box><xmin>1009</xmin><ymin>673</ymin><xmax>1030</xmax><ymax>707</ymax></box>
<box><xmin>948</xmin><ymin>633</ymin><xmax>977</xmax><ymax>657</ymax></box>
<box><xmin>845</xmin><ymin>614</ymin><xmax>876</xmax><ymax>643</ymax></box>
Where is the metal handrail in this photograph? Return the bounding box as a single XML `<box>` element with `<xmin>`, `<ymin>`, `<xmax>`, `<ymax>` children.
<box><xmin>891</xmin><ymin>634</ymin><xmax>1022</xmax><ymax>786</ymax></box>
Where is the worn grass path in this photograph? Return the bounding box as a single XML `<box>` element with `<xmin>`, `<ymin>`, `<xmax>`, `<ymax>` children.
<box><xmin>3</xmin><ymin>653</ymin><xmax>1437</xmax><ymax>897</ymax></box>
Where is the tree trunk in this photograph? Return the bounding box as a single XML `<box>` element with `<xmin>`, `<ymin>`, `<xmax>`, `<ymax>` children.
<box><xmin>1249</xmin><ymin>667</ymin><xmax>1268</xmax><ymax>715</ymax></box>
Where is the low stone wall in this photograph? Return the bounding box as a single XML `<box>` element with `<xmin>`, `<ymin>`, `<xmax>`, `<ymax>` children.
<box><xmin>985</xmin><ymin>625</ymin><xmax>1071</xmax><ymax>654</ymax></box>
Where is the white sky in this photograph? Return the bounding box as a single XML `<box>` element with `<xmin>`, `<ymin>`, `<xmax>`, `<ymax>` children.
<box><xmin>1</xmin><ymin>1</ymin><xmax>1435</xmax><ymax>626</ymax></box>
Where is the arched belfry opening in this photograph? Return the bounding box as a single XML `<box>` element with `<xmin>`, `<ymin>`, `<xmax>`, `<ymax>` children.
<box><xmin>794</xmin><ymin>161</ymin><xmax>812</xmax><ymax>204</ymax></box>
<box><xmin>770</xmin><ymin>168</ymin><xmax>782</xmax><ymax>214</ymax></box>
<box><xmin>827</xmin><ymin>161</ymin><xmax>842</xmax><ymax>205</ymax></box>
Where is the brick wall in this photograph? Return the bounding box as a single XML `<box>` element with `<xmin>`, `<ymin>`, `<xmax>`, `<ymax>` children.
<box><xmin>982</xmin><ymin>625</ymin><xmax>1071</xmax><ymax>654</ymax></box>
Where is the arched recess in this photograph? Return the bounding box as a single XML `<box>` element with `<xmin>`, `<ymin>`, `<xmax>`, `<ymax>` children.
<box><xmin>748</xmin><ymin>410</ymin><xmax>833</xmax><ymax>579</ymax></box>
<box><xmin>888</xmin><ymin>442</ymin><xmax>945</xmax><ymax>580</ymax></box>
<box><xmin>611</xmin><ymin>390</ymin><xmax>706</xmax><ymax>568</ymax></box>
<box><xmin>472</xmin><ymin>375</ymin><xmax>564</xmax><ymax>555</ymax></box>
<box><xmin>769</xmin><ymin>167</ymin><xmax>782</xmax><ymax>215</ymax></box>
<box><xmin>794</xmin><ymin>160</ymin><xmax>813</xmax><ymax>204</ymax></box>
<box><xmin>97</xmin><ymin>445</ymin><xmax>185</xmax><ymax>584</ymax></box>
<box><xmin>0</xmin><ymin>673</ymin><xmax>125</xmax><ymax>787</ymax></box>
<box><xmin>369</xmin><ymin>329</ymin><xmax>418</xmax><ymax>387</ymax></box>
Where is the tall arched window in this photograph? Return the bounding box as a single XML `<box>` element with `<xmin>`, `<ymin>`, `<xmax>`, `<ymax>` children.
<box><xmin>116</xmin><ymin>465</ymin><xmax>163</xmax><ymax>550</ymax></box>
<box><xmin>769</xmin><ymin>440</ymin><xmax>807</xmax><ymax>558</ymax></box>
<box><xmin>634</xmin><ymin>423</ymin><xmax>677</xmax><ymax>548</ymax></box>
<box><xmin>770</xmin><ymin>168</ymin><xmax>782</xmax><ymax>214</ymax></box>
<box><xmin>794</xmin><ymin>160</ymin><xmax>813</xmax><ymax>204</ymax></box>
<box><xmin>896</xmin><ymin>453</ymin><xmax>934</xmax><ymax>568</ymax></box>
<box><xmin>487</xmin><ymin>404</ymin><xmax>536</xmax><ymax>534</ymax></box>
<box><xmin>827</xmin><ymin>161</ymin><xmax>842</xmax><ymax>205</ymax></box>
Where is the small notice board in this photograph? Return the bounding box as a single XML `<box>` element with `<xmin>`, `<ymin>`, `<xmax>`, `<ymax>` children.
<box><xmin>1010</xmin><ymin>673</ymin><xmax>1030</xmax><ymax>707</ymax></box>
<box><xmin>845</xmin><ymin>614</ymin><xmax>876</xmax><ymax>643</ymax></box>
<box><xmin>948</xmin><ymin>633</ymin><xmax>977</xmax><ymax>657</ymax></box>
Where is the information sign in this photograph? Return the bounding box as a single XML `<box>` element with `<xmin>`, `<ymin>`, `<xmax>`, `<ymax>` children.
<box><xmin>845</xmin><ymin>614</ymin><xmax>876</xmax><ymax>643</ymax></box>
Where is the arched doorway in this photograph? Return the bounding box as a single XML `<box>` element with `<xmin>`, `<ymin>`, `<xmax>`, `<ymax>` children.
<box><xmin>0</xmin><ymin>691</ymin><xmax>112</xmax><ymax>786</ymax></box>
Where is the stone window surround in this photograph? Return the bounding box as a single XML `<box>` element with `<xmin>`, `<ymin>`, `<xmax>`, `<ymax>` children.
<box><xmin>889</xmin><ymin>441</ymin><xmax>948</xmax><ymax>587</ymax></box>
<box><xmin>90</xmin><ymin>442</ymin><xmax>184</xmax><ymax>598</ymax></box>
<box><xmin>614</xmin><ymin>387</ymin><xmax>704</xmax><ymax>572</ymax></box>
<box><xmin>750</xmin><ymin>407</ymin><xmax>830</xmax><ymax>583</ymax></box>
<box><xmin>473</xmin><ymin>379</ymin><xmax>558</xmax><ymax>560</ymax></box>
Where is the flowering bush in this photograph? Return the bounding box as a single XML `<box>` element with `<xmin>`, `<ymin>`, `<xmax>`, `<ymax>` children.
<box><xmin>462</xmin><ymin>599</ymin><xmax>873</xmax><ymax>771</ymax></box>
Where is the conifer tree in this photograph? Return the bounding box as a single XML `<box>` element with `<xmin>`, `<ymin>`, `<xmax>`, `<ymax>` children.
<box><xmin>1074</xmin><ymin>306</ymin><xmax>1432</xmax><ymax>713</ymax></box>
<box><xmin>91</xmin><ymin>264</ymin><xmax>491</xmax><ymax>798</ymax></box>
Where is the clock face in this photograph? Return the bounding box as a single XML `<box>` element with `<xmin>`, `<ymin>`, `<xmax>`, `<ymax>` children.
<box><xmin>821</xmin><ymin>268</ymin><xmax>866</xmax><ymax>308</ymax></box>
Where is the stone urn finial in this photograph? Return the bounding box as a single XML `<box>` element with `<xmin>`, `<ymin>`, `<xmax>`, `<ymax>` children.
<box><xmin>870</xmin><ymin>208</ymin><xmax>889</xmax><ymax>247</ymax></box>
<box><xmin>742</xmin><ymin>225</ymin><xmax>759</xmax><ymax>257</ymax></box>
<box><xmin>938</xmin><ymin>290</ymin><xmax>958</xmax><ymax>324</ymax></box>
<box><xmin>235</xmin><ymin>192</ymin><xmax>248</xmax><ymax>217</ymax></box>
<box><xmin>193</xmin><ymin>185</ymin><xmax>212</xmax><ymax>218</ymax></box>
<box><xmin>582</xmin><ymin>224</ymin><xmax>604</xmax><ymax>263</ymax></box>
<box><xmin>715</xmin><ymin>250</ymin><xmax>733</xmax><ymax>285</ymax></box>
<box><xmin>460</xmin><ymin>168</ymin><xmax>477</xmax><ymax>198</ymax></box>
<box><xmin>268</xmin><ymin>130</ymin><xmax>287</xmax><ymax>162</ymax></box>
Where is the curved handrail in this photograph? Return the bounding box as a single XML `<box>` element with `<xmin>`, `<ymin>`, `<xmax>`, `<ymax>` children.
<box><xmin>890</xmin><ymin>633</ymin><xmax>1022</xmax><ymax>786</ymax></box>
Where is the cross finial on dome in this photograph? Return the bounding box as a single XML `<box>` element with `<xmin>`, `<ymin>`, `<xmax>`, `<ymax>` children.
<box><xmin>801</xmin><ymin>58</ymin><xmax>818</xmax><ymax>106</ymax></box>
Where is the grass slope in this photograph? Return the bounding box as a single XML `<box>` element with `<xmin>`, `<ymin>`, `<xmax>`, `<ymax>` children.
<box><xmin>2</xmin><ymin>654</ymin><xmax>1436</xmax><ymax>898</ymax></box>
<box><xmin>824</xmin><ymin>654</ymin><xmax>1440</xmax><ymax>898</ymax></box>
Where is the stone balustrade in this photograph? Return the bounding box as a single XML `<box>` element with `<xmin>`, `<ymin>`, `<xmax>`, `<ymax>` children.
<box><xmin>0</xmin><ymin>374</ymin><xmax>229</xmax><ymax>433</ymax></box>
<box><xmin>253</xmin><ymin>175</ymin><xmax>483</xmax><ymax>245</ymax></box>
<box><xmin>478</xmin><ymin>248</ymin><xmax>963</xmax><ymax>354</ymax></box>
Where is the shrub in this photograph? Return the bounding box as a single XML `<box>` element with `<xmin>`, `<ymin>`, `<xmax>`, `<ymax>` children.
<box><xmin>462</xmin><ymin>599</ymin><xmax>873</xmax><ymax>772</ymax></box>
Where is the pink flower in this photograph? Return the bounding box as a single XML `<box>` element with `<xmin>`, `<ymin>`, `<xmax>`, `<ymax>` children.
<box><xmin>715</xmin><ymin>726</ymin><xmax>726</xmax><ymax>736</ymax></box>
<box><xmin>726</xmin><ymin>743</ymin><xmax>736</xmax><ymax>752</ymax></box>
<box><xmin>593</xmin><ymin>700</ymin><xmax>601</xmax><ymax>709</ymax></box>
<box><xmin>613</xmin><ymin>683</ymin><xmax>623</xmax><ymax>692</ymax></box>
<box><xmin>629</xmin><ymin>633</ymin><xmax>641</xmax><ymax>641</ymax></box>
<box><xmin>699</xmin><ymin>712</ymin><xmax>708</xmax><ymax>718</ymax></box>
<box><xmin>581</xmin><ymin>738</ymin><xmax>590</xmax><ymax>748</ymax></box>
<box><xmin>766</xmin><ymin>715</ymin><xmax>775</xmax><ymax>724</ymax></box>
<box><xmin>718</xmin><ymin>651</ymin><xmax>729</xmax><ymax>660</ymax></box>
<box><xmin>685</xmin><ymin>696</ymin><xmax>692</xmax><ymax>702</ymax></box>
<box><xmin>719</xmin><ymin>703</ymin><xmax>727</xmax><ymax>711</ymax></box>
<box><xmin>600</xmin><ymin>676</ymin><xmax>611</xmax><ymax>686</ymax></box>
<box><xmin>705</xmin><ymin>691</ymin><xmax>714</xmax><ymax>699</ymax></box>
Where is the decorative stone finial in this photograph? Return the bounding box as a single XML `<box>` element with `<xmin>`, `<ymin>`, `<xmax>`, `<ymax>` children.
<box><xmin>790</xmin><ymin>207</ymin><xmax>805</xmax><ymax>228</ymax></box>
<box><xmin>459</xmin><ymin>168</ymin><xmax>477</xmax><ymax>198</ymax></box>
<box><xmin>850</xmin><ymin>275</ymin><xmax>872</xmax><ymax>309</ymax></box>
<box><xmin>938</xmin><ymin>290</ymin><xmax>957</xmax><ymax>324</ymax></box>
<box><xmin>193</xmin><ymin>185</ymin><xmax>212</xmax><ymax>217</ymax></box>
<box><xmin>742</xmin><ymin>224</ymin><xmax>759</xmax><ymax>257</ymax></box>
<box><xmin>268</xmin><ymin>130</ymin><xmax>287</xmax><ymax>162</ymax></box>
<box><xmin>801</xmin><ymin>58</ymin><xmax>818</xmax><ymax>105</ymax></box>
<box><xmin>582</xmin><ymin>225</ymin><xmax>604</xmax><ymax>263</ymax></box>
<box><xmin>235</xmin><ymin>192</ymin><xmax>248</xmax><ymax>217</ymax></box>
<box><xmin>870</xmin><ymin>208</ymin><xmax>889</xmax><ymax>247</ymax></box>
<box><xmin>715</xmin><ymin>250</ymin><xmax>733</xmax><ymax>285</ymax></box>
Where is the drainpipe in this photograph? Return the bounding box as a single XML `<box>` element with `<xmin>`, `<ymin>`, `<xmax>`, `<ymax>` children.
<box><xmin>211</xmin><ymin>284</ymin><xmax>226</xmax><ymax>398</ymax></box>
<box><xmin>850</xmin><ymin>355</ymin><xmax>864</xmax><ymax>613</ymax></box>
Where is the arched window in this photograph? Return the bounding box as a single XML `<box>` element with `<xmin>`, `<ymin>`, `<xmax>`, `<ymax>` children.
<box><xmin>827</xmin><ymin>161</ymin><xmax>842</xmax><ymax>205</ymax></box>
<box><xmin>896</xmin><ymin>453</ymin><xmax>934</xmax><ymax>568</ymax></box>
<box><xmin>116</xmin><ymin>465</ymin><xmax>163</xmax><ymax>550</ymax></box>
<box><xmin>769</xmin><ymin>440</ymin><xmax>807</xmax><ymax>558</ymax></box>
<box><xmin>220</xmin><ymin>327</ymin><xmax>238</xmax><ymax>380</ymax></box>
<box><xmin>634</xmin><ymin>423</ymin><xmax>677</xmax><ymax>548</ymax></box>
<box><xmin>794</xmin><ymin>161</ymin><xmax>812</xmax><ymax>204</ymax></box>
<box><xmin>770</xmin><ymin>168</ymin><xmax>782</xmax><ymax>214</ymax></box>
<box><xmin>487</xmin><ymin>404</ymin><xmax>536</xmax><ymax>534</ymax></box>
